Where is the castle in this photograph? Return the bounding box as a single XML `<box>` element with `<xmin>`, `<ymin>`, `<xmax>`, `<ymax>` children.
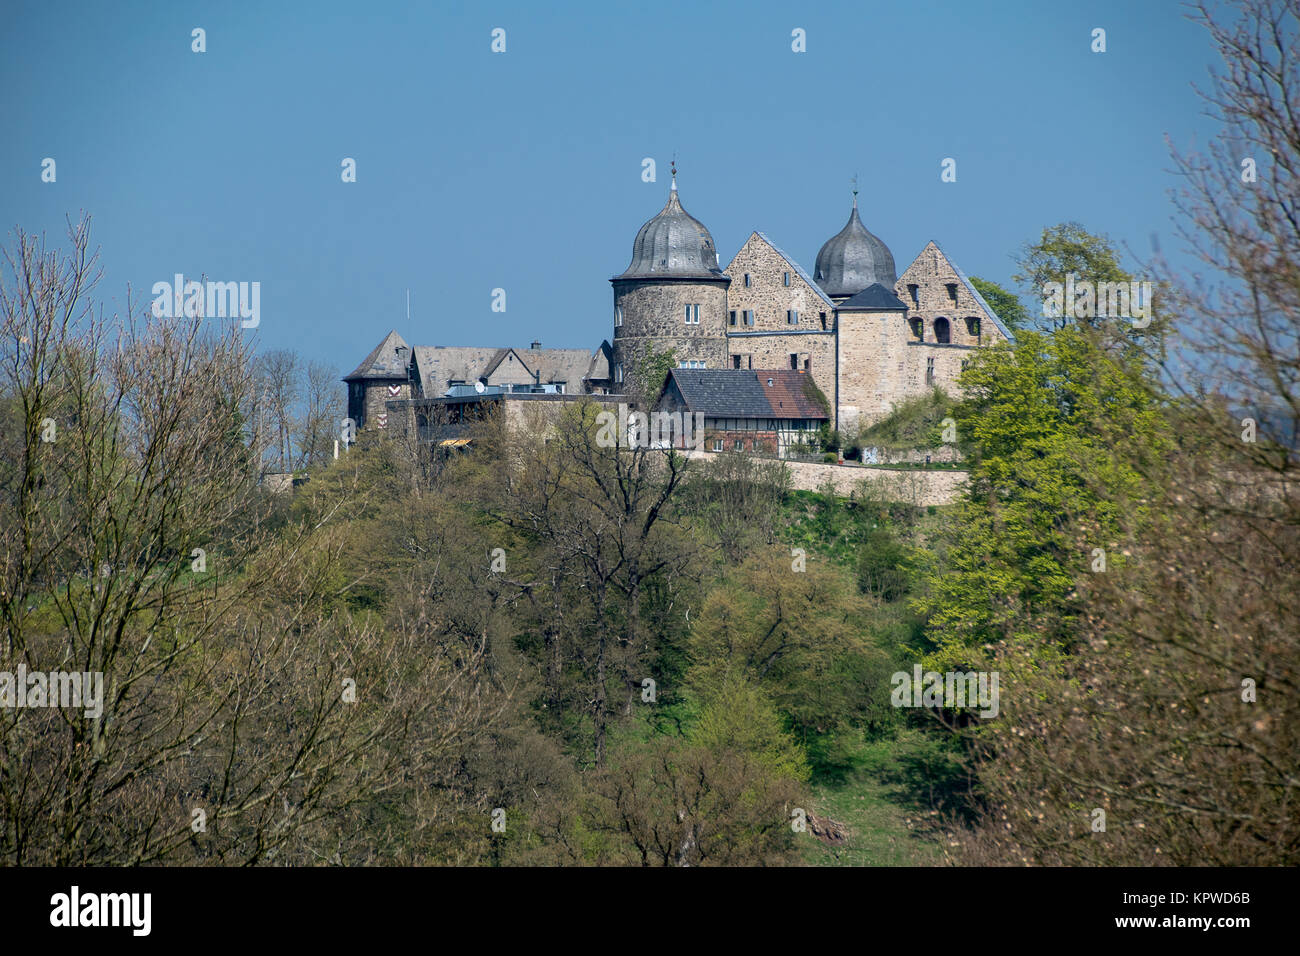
<box><xmin>345</xmin><ymin>169</ymin><xmax>1015</xmax><ymax>439</ymax></box>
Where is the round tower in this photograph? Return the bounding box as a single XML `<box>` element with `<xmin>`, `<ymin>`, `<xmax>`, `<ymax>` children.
<box><xmin>610</xmin><ymin>167</ymin><xmax>730</xmax><ymax>398</ymax></box>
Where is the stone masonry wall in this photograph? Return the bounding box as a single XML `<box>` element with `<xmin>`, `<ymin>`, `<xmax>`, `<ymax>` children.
<box><xmin>834</xmin><ymin>241</ymin><xmax>1013</xmax><ymax>434</ymax></box>
<box><xmin>683</xmin><ymin>449</ymin><xmax>967</xmax><ymax>506</ymax></box>
<box><xmin>612</xmin><ymin>278</ymin><xmax>730</xmax><ymax>396</ymax></box>
<box><xmin>362</xmin><ymin>379</ymin><xmax>410</xmax><ymax>430</ymax></box>
<box><xmin>724</xmin><ymin>233</ymin><xmax>838</xmax><ymax>400</ymax></box>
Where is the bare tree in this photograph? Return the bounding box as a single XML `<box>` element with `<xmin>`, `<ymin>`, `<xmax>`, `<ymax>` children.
<box><xmin>257</xmin><ymin>348</ymin><xmax>298</xmax><ymax>473</ymax></box>
<box><xmin>0</xmin><ymin>219</ymin><xmax>501</xmax><ymax>864</ymax></box>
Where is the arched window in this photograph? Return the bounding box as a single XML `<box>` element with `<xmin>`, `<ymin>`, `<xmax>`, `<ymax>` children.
<box><xmin>934</xmin><ymin>317</ymin><xmax>951</xmax><ymax>344</ymax></box>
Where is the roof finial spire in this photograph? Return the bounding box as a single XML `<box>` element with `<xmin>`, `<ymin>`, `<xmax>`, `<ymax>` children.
<box><xmin>851</xmin><ymin>173</ymin><xmax>859</xmax><ymax>208</ymax></box>
<box><xmin>670</xmin><ymin>156</ymin><xmax>677</xmax><ymax>192</ymax></box>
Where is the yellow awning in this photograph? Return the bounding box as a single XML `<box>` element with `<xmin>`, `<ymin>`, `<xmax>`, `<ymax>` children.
<box><xmin>438</xmin><ymin>438</ymin><xmax>472</xmax><ymax>446</ymax></box>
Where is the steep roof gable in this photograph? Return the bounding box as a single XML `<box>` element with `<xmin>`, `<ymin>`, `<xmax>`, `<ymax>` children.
<box><xmin>735</xmin><ymin>232</ymin><xmax>837</xmax><ymax>310</ymax></box>
<box><xmin>410</xmin><ymin>345</ymin><xmax>503</xmax><ymax>396</ymax></box>
<box><xmin>908</xmin><ymin>241</ymin><xmax>1018</xmax><ymax>344</ymax></box>
<box><xmin>344</xmin><ymin>329</ymin><xmax>410</xmax><ymax>381</ymax></box>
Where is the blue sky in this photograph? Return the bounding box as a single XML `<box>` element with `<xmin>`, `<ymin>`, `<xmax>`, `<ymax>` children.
<box><xmin>1</xmin><ymin>0</ymin><xmax>1222</xmax><ymax>372</ymax></box>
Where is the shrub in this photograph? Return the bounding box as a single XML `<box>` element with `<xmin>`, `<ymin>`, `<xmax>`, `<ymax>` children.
<box><xmin>856</xmin><ymin>528</ymin><xmax>911</xmax><ymax>601</ymax></box>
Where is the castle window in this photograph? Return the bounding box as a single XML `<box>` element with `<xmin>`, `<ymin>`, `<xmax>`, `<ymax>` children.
<box><xmin>819</xmin><ymin>311</ymin><xmax>827</xmax><ymax>329</ymax></box>
<box><xmin>965</xmin><ymin>316</ymin><xmax>981</xmax><ymax>337</ymax></box>
<box><xmin>934</xmin><ymin>317</ymin><xmax>951</xmax><ymax>344</ymax></box>
<box><xmin>910</xmin><ymin>318</ymin><xmax>923</xmax><ymax>339</ymax></box>
<box><xmin>908</xmin><ymin>284</ymin><xmax>919</xmax><ymax>307</ymax></box>
<box><xmin>713</xmin><ymin>439</ymin><xmax>723</xmax><ymax>452</ymax></box>
<box><xmin>733</xmin><ymin>355</ymin><xmax>741</xmax><ymax>369</ymax></box>
<box><xmin>926</xmin><ymin>357</ymin><xmax>935</xmax><ymax>384</ymax></box>
<box><xmin>786</xmin><ymin>310</ymin><xmax>798</xmax><ymax>325</ymax></box>
<box><xmin>743</xmin><ymin>310</ymin><xmax>754</xmax><ymax>326</ymax></box>
<box><xmin>803</xmin><ymin>358</ymin><xmax>811</xmax><ymax>372</ymax></box>
<box><xmin>615</xmin><ymin>363</ymin><xmax>624</xmax><ymax>384</ymax></box>
<box><xmin>743</xmin><ymin>274</ymin><xmax>751</xmax><ymax>287</ymax></box>
<box><xmin>729</xmin><ymin>310</ymin><xmax>737</xmax><ymax>326</ymax></box>
<box><xmin>684</xmin><ymin>304</ymin><xmax>700</xmax><ymax>324</ymax></box>
<box><xmin>946</xmin><ymin>283</ymin><xmax>958</xmax><ymax>303</ymax></box>
<box><xmin>783</xmin><ymin>272</ymin><xmax>791</xmax><ymax>287</ymax></box>
<box><xmin>615</xmin><ymin>306</ymin><xmax>622</xmax><ymax>327</ymax></box>
<box><xmin>789</xmin><ymin>353</ymin><xmax>798</xmax><ymax>370</ymax></box>
<box><xmin>747</xmin><ymin>355</ymin><xmax>753</xmax><ymax>369</ymax></box>
<box><xmin>734</xmin><ymin>440</ymin><xmax>744</xmax><ymax>451</ymax></box>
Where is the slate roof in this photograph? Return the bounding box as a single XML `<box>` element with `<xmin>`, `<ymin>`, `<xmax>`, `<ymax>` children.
<box><xmin>836</xmin><ymin>282</ymin><xmax>908</xmax><ymax>311</ymax></box>
<box><xmin>411</xmin><ymin>344</ymin><xmax>607</xmax><ymax>397</ymax></box>
<box><xmin>814</xmin><ymin>198</ymin><xmax>897</xmax><ymax>297</ymax></box>
<box><xmin>523</xmin><ymin>347</ymin><xmax>599</xmax><ymax>386</ymax></box>
<box><xmin>614</xmin><ymin>181</ymin><xmax>728</xmax><ymax>281</ymax></box>
<box><xmin>411</xmin><ymin>346</ymin><xmax>503</xmax><ymax>396</ymax></box>
<box><xmin>344</xmin><ymin>329</ymin><xmax>411</xmax><ymax>381</ymax></box>
<box><xmin>587</xmin><ymin>340</ymin><xmax>612</xmax><ymax>381</ymax></box>
<box><xmin>664</xmin><ymin>369</ymin><xmax>829</xmax><ymax>420</ymax></box>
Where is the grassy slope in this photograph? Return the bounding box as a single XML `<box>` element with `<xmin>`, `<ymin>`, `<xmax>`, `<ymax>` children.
<box><xmin>799</xmin><ymin>732</ymin><xmax>946</xmax><ymax>866</ymax></box>
<box><xmin>774</xmin><ymin>489</ymin><xmax>954</xmax><ymax>865</ymax></box>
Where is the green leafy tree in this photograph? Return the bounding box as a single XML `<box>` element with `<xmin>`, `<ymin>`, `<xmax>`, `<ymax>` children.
<box><xmin>968</xmin><ymin>276</ymin><xmax>1030</xmax><ymax>333</ymax></box>
<box><xmin>1013</xmin><ymin>222</ymin><xmax>1130</xmax><ymax>327</ymax></box>
<box><xmin>687</xmin><ymin>553</ymin><xmax>886</xmax><ymax>737</ymax></box>
<box><xmin>916</xmin><ymin>325</ymin><xmax>1171</xmax><ymax>670</ymax></box>
<box><xmin>856</xmin><ymin>528</ymin><xmax>911</xmax><ymax>602</ymax></box>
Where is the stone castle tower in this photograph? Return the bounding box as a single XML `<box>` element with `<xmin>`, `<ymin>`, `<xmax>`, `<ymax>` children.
<box><xmin>345</xmin><ymin>169</ymin><xmax>1016</xmax><ymax>439</ymax></box>
<box><xmin>610</xmin><ymin>166</ymin><xmax>730</xmax><ymax>396</ymax></box>
<box><xmin>610</xmin><ymin>175</ymin><xmax>1016</xmax><ymax>432</ymax></box>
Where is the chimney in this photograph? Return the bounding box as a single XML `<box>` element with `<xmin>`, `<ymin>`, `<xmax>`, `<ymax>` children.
<box><xmin>531</xmin><ymin>340</ymin><xmax>541</xmax><ymax>350</ymax></box>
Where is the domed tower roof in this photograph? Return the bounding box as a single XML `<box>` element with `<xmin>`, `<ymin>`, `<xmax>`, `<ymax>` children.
<box><xmin>814</xmin><ymin>194</ymin><xmax>896</xmax><ymax>298</ymax></box>
<box><xmin>614</xmin><ymin>168</ymin><xmax>727</xmax><ymax>281</ymax></box>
